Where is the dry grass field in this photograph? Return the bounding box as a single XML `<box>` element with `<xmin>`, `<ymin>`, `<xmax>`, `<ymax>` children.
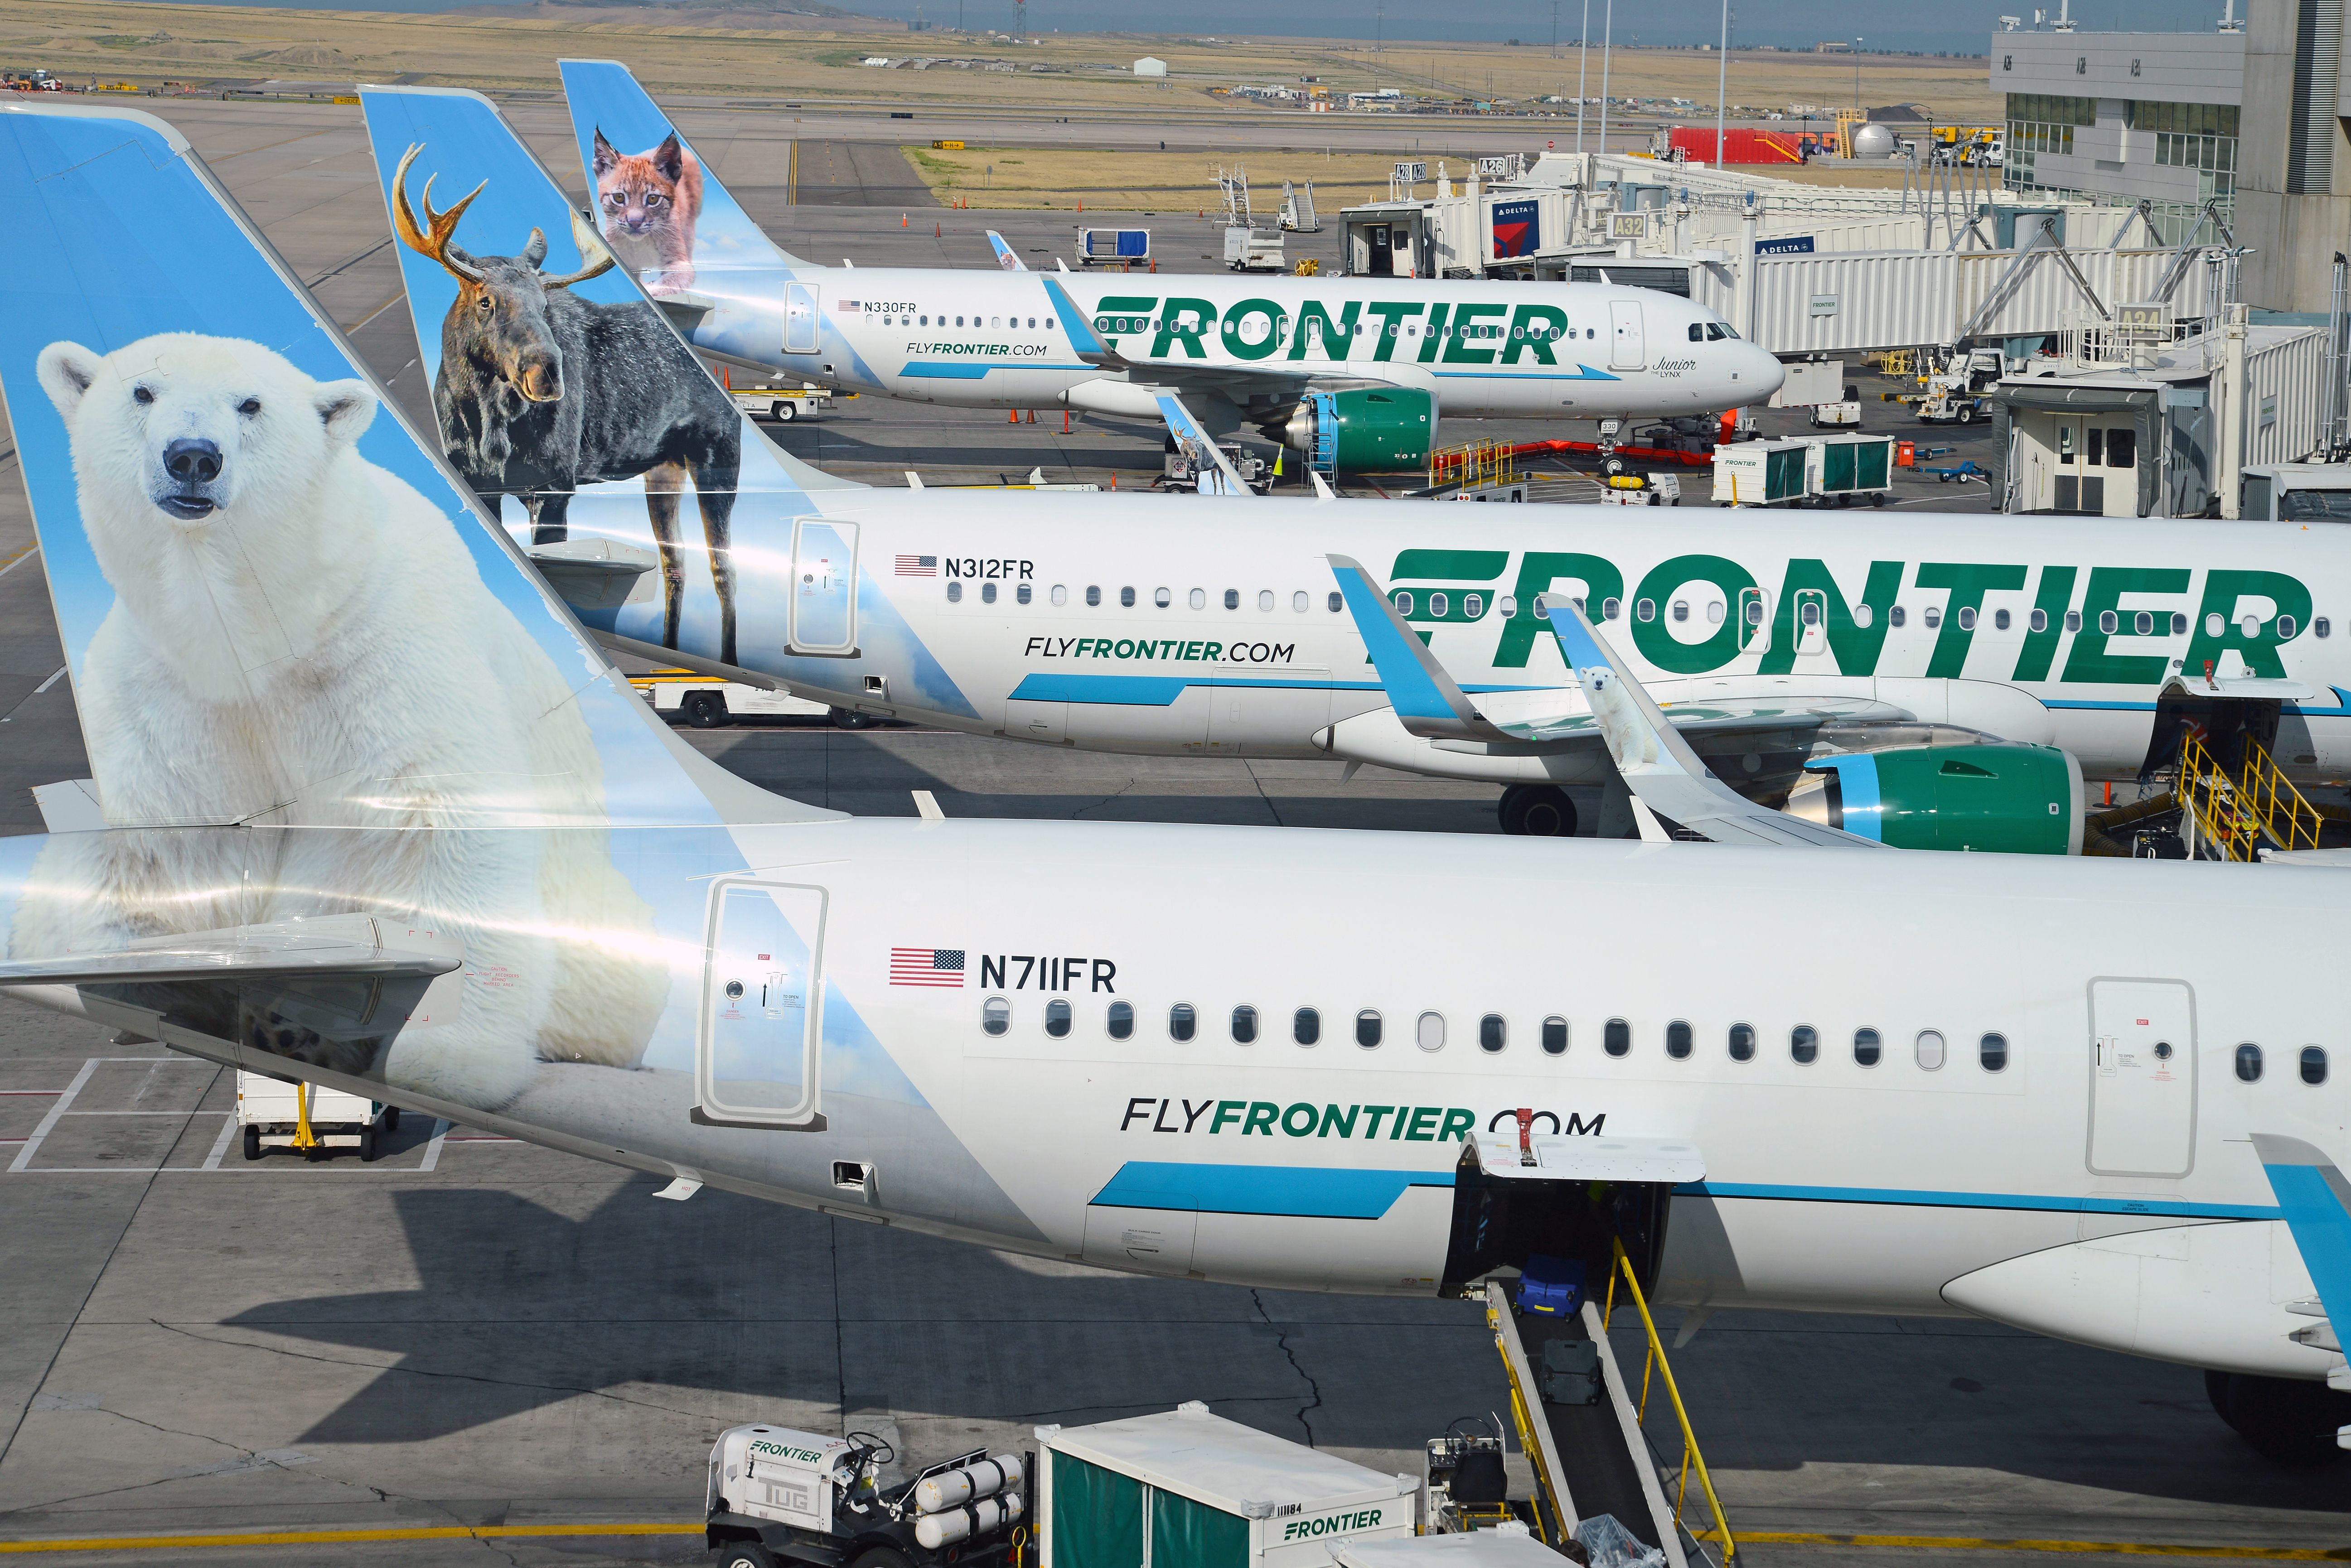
<box><xmin>0</xmin><ymin>0</ymin><xmax>2000</xmax><ymax>125</ymax></box>
<box><xmin>902</xmin><ymin>145</ymin><xmax>1437</xmax><ymax>212</ymax></box>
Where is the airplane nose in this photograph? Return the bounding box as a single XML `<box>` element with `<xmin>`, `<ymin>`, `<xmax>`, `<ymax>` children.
<box><xmin>164</xmin><ymin>437</ymin><xmax>221</xmax><ymax>485</ymax></box>
<box><xmin>1744</xmin><ymin>345</ymin><xmax>1785</xmax><ymax>398</ymax></box>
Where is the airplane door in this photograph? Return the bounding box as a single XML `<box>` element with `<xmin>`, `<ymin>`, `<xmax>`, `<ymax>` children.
<box><xmin>698</xmin><ymin>879</ymin><xmax>827</xmax><ymax>1130</ymax></box>
<box><xmin>1794</xmin><ymin>589</ymin><xmax>1829</xmax><ymax>657</ymax></box>
<box><xmin>1610</xmin><ymin>299</ymin><xmax>1646</xmax><ymax>370</ymax></box>
<box><xmin>1738</xmin><ymin>586</ymin><xmax>1770</xmax><ymax>652</ymax></box>
<box><xmin>789</xmin><ymin>518</ymin><xmax>859</xmax><ymax>655</ymax></box>
<box><xmin>2087</xmin><ymin>979</ymin><xmax>2196</xmax><ymax>1177</ymax></box>
<box><xmin>784</xmin><ymin>283</ymin><xmax>821</xmax><ymax>356</ymax></box>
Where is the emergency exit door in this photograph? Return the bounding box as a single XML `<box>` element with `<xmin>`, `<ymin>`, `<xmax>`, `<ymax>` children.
<box><xmin>789</xmin><ymin>518</ymin><xmax>858</xmax><ymax>655</ymax></box>
<box><xmin>698</xmin><ymin>879</ymin><xmax>827</xmax><ymax>1129</ymax></box>
<box><xmin>784</xmin><ymin>282</ymin><xmax>821</xmax><ymax>355</ymax></box>
<box><xmin>2087</xmin><ymin>978</ymin><xmax>2196</xmax><ymax>1177</ymax></box>
<box><xmin>1610</xmin><ymin>299</ymin><xmax>1646</xmax><ymax>369</ymax></box>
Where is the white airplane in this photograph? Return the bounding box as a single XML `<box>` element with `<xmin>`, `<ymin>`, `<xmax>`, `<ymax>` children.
<box><xmin>358</xmin><ymin>85</ymin><xmax>2351</xmax><ymax>854</ymax></box>
<box><xmin>544</xmin><ymin>62</ymin><xmax>1783</xmax><ymax>473</ymax></box>
<box><xmin>7</xmin><ymin>103</ymin><xmax>2349</xmax><ymax>1468</ymax></box>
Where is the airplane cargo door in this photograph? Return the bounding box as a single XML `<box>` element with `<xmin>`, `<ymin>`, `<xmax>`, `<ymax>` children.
<box><xmin>1082</xmin><ymin>1176</ymin><xmax>1199</xmax><ymax>1276</ymax></box>
<box><xmin>698</xmin><ymin>879</ymin><xmax>827</xmax><ymax>1129</ymax></box>
<box><xmin>1610</xmin><ymin>299</ymin><xmax>1646</xmax><ymax>370</ymax></box>
<box><xmin>784</xmin><ymin>283</ymin><xmax>821</xmax><ymax>355</ymax></box>
<box><xmin>789</xmin><ymin>518</ymin><xmax>858</xmax><ymax>655</ymax></box>
<box><xmin>2087</xmin><ymin>979</ymin><xmax>2196</xmax><ymax>1177</ymax></box>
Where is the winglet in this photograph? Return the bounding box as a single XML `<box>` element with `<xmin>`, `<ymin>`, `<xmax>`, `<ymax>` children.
<box><xmin>1041</xmin><ymin>275</ymin><xmax>1114</xmax><ymax>362</ymax></box>
<box><xmin>987</xmin><ymin>230</ymin><xmax>1026</xmax><ymax>271</ymax></box>
<box><xmin>1154</xmin><ymin>392</ymin><xmax>1254</xmax><ymax>497</ymax></box>
<box><xmin>1327</xmin><ymin>557</ymin><xmax>1510</xmax><ymax>743</ymax></box>
<box><xmin>1540</xmin><ymin>598</ymin><xmax>1878</xmax><ymax>849</ymax></box>
<box><xmin>2252</xmin><ymin>1135</ymin><xmax>2351</xmax><ymax>1384</ymax></box>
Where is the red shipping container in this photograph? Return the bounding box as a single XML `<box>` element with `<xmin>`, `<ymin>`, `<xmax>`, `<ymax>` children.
<box><xmin>1668</xmin><ymin>127</ymin><xmax>1804</xmax><ymax>164</ymax></box>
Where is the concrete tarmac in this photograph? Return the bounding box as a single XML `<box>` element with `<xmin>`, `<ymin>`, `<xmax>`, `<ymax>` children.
<box><xmin>0</xmin><ymin>93</ymin><xmax>2281</xmax><ymax>1568</ymax></box>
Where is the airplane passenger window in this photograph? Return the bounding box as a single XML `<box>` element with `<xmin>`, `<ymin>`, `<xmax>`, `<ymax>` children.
<box><xmin>1224</xmin><ymin>589</ymin><xmax>1240</xmax><ymax>610</ymax></box>
<box><xmin>1431</xmin><ymin>593</ymin><xmax>1450</xmax><ymax>618</ymax></box>
<box><xmin>1889</xmin><ymin>606</ymin><xmax>1906</xmax><ymax>627</ymax></box>
<box><xmin>919</xmin><ymin>315</ymin><xmax>929</xmax><ymax>326</ymax></box>
<box><xmin>1712</xmin><ymin>601</ymin><xmax>1731</xmax><ymax>625</ymax></box>
<box><xmin>1051</xmin><ymin>585</ymin><xmax>1067</xmax><ymax>606</ymax></box>
<box><xmin>982</xmin><ymin>583</ymin><xmax>998</xmax><ymax>604</ymax></box>
<box><xmin>1979</xmin><ymin>1032</ymin><xmax>2007</xmax><ymax>1071</ymax></box>
<box><xmin>1396</xmin><ymin>592</ymin><xmax>1415</xmax><ymax>615</ymax></box>
<box><xmin>1017</xmin><ymin>584</ymin><xmax>1033</xmax><ymax>605</ymax></box>
<box><xmin>2302</xmin><ymin>1046</ymin><xmax>2328</xmax><ymax>1085</ymax></box>
<box><xmin>982</xmin><ymin>997</ymin><xmax>1010</xmax><ymax>1037</ymax></box>
<box><xmin>1121</xmin><ymin>587</ymin><xmax>1137</xmax><ymax>607</ymax></box>
<box><xmin>2235</xmin><ymin>1043</ymin><xmax>2261</xmax><ymax>1081</ymax></box>
<box><xmin>2100</xmin><ymin>611</ymin><xmax>2118</xmax><ymax>634</ymax></box>
<box><xmin>1156</xmin><ymin>588</ymin><xmax>1172</xmax><ymax>608</ymax></box>
<box><xmin>1466</xmin><ymin>594</ymin><xmax>1485</xmax><ymax>619</ymax></box>
<box><xmin>1915</xmin><ymin>1030</ymin><xmax>1947</xmax><ymax>1070</ymax></box>
<box><xmin>1790</xmin><ymin>1025</ymin><xmax>1819</xmax><ymax>1063</ymax></box>
<box><xmin>992</xmin><ymin>316</ymin><xmax>1002</xmax><ymax>328</ymax></box>
<box><xmin>1672</xmin><ymin>600</ymin><xmax>1689</xmax><ymax>622</ymax></box>
<box><xmin>1957</xmin><ymin>607</ymin><xmax>1975</xmax><ymax>631</ymax></box>
<box><xmin>1501</xmin><ymin>596</ymin><xmax>1521</xmax><ymax>619</ymax></box>
<box><xmin>1417</xmin><ymin>1012</ymin><xmax>1446</xmax><ymax>1052</ymax></box>
<box><xmin>2241</xmin><ymin>613</ymin><xmax>2261</xmax><ymax>638</ymax></box>
<box><xmin>1295</xmin><ymin>1008</ymin><xmax>1321</xmax><ymax>1046</ymax></box>
<box><xmin>2281</xmin><ymin>614</ymin><xmax>2299</xmax><ymax>637</ymax></box>
<box><xmin>1605</xmin><ymin>1018</ymin><xmax>1630</xmax><ymax>1056</ymax></box>
<box><xmin>2206</xmin><ymin>612</ymin><xmax>2225</xmax><ymax>637</ymax></box>
<box><xmin>1636</xmin><ymin>599</ymin><xmax>1656</xmax><ymax>622</ymax></box>
<box><xmin>2030</xmin><ymin>609</ymin><xmax>2046</xmax><ymax>632</ymax></box>
<box><xmin>2133</xmin><ymin>611</ymin><xmax>2153</xmax><ymax>635</ymax></box>
<box><xmin>1107</xmin><ymin>1000</ymin><xmax>1134</xmax><ymax>1041</ymax></box>
<box><xmin>1924</xmin><ymin>606</ymin><xmax>1942</xmax><ymax>629</ymax></box>
<box><xmin>1329</xmin><ymin>593</ymin><xmax>1345</xmax><ymax>613</ymax></box>
<box><xmin>1479</xmin><ymin>1015</ymin><xmax>1506</xmax><ymax>1053</ymax></box>
<box><xmin>1854</xmin><ymin>1028</ymin><xmax>1882</xmax><ymax>1066</ymax></box>
<box><xmin>1993</xmin><ymin>609</ymin><xmax>2010</xmax><ymax>631</ymax></box>
<box><xmin>1030</xmin><ymin>317</ymin><xmax>1038</xmax><ymax>329</ymax></box>
<box><xmin>947</xmin><ymin>581</ymin><xmax>963</xmax><ymax>603</ymax></box>
<box><xmin>1293</xmin><ymin>591</ymin><xmax>1309</xmax><ymax>612</ymax></box>
<box><xmin>1727</xmin><ymin>1023</ymin><xmax>1756</xmax><ymax>1061</ymax></box>
<box><xmin>1602</xmin><ymin>597</ymin><xmax>1622</xmax><ymax>620</ymax></box>
<box><xmin>1259</xmin><ymin>590</ymin><xmax>1275</xmax><ymax>612</ymax></box>
<box><xmin>2320</xmin><ymin>618</ymin><xmax>2333</xmax><ymax>638</ymax></box>
<box><xmin>1666</xmin><ymin>1021</ymin><xmax>1693</xmax><ymax>1060</ymax></box>
<box><xmin>956</xmin><ymin>316</ymin><xmax>965</xmax><ymax>326</ymax></box>
<box><xmin>1542</xmin><ymin>1017</ymin><xmax>1568</xmax><ymax>1055</ymax></box>
<box><xmin>1190</xmin><ymin>589</ymin><xmax>1207</xmax><ymax>610</ymax></box>
<box><xmin>1087</xmin><ymin>586</ymin><xmax>1102</xmax><ymax>607</ymax></box>
<box><xmin>1169</xmin><ymin>1003</ymin><xmax>1196</xmax><ymax>1042</ymax></box>
<box><xmin>2172</xmin><ymin>612</ymin><xmax>2189</xmax><ymax>635</ymax></box>
<box><xmin>1356</xmin><ymin>1009</ymin><xmax>1383</xmax><ymax>1048</ymax></box>
<box><xmin>2066</xmin><ymin>610</ymin><xmax>2083</xmax><ymax>632</ymax></box>
<box><xmin>1045</xmin><ymin>999</ymin><xmax>1072</xmax><ymax>1039</ymax></box>
<box><xmin>1232</xmin><ymin>1005</ymin><xmax>1259</xmax><ymax>1044</ymax></box>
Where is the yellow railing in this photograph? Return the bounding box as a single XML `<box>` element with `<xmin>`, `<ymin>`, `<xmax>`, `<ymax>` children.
<box><xmin>1602</xmin><ymin>1240</ymin><xmax>1736</xmax><ymax>1564</ymax></box>
<box><xmin>2177</xmin><ymin>732</ymin><xmax>2322</xmax><ymax>862</ymax></box>
<box><xmin>1429</xmin><ymin>439</ymin><xmax>1519</xmax><ymax>493</ymax></box>
<box><xmin>1481</xmin><ymin>1290</ymin><xmax>1574</xmax><ymax>1545</ymax></box>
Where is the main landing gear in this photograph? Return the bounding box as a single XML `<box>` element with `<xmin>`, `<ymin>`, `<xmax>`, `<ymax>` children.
<box><xmin>2206</xmin><ymin>1370</ymin><xmax>2351</xmax><ymax>1464</ymax></box>
<box><xmin>1499</xmin><ymin>784</ymin><xmax>1577</xmax><ymax>837</ymax></box>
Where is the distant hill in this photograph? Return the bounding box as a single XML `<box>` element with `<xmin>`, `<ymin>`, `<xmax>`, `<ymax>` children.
<box><xmin>445</xmin><ymin>0</ymin><xmax>893</xmax><ymax>23</ymax></box>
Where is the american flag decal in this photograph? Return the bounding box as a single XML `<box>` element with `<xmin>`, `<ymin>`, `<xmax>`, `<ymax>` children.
<box><xmin>896</xmin><ymin>555</ymin><xmax>938</xmax><ymax>576</ymax></box>
<box><xmin>839</xmin><ymin>299</ymin><xmax>862</xmax><ymax>311</ymax></box>
<box><xmin>890</xmin><ymin>948</ymin><xmax>965</xmax><ymax>987</ymax></box>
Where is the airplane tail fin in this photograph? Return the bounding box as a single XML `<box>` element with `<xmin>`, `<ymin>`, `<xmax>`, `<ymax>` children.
<box><xmin>560</xmin><ymin>60</ymin><xmax>811</xmax><ymax>269</ymax></box>
<box><xmin>0</xmin><ymin>100</ymin><xmax>832</xmax><ymax>832</ymax></box>
<box><xmin>987</xmin><ymin>230</ymin><xmax>1027</xmax><ymax>271</ymax></box>
<box><xmin>1326</xmin><ymin>556</ymin><xmax>1511</xmax><ymax>743</ymax></box>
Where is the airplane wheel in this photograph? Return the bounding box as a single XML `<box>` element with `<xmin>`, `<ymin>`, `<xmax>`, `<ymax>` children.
<box><xmin>2206</xmin><ymin>1371</ymin><xmax>2351</xmax><ymax>1464</ymax></box>
<box><xmin>1498</xmin><ymin>784</ymin><xmax>1530</xmax><ymax>833</ymax></box>
<box><xmin>1502</xmin><ymin>785</ymin><xmax>1575</xmax><ymax>837</ymax></box>
<box><xmin>831</xmin><ymin>706</ymin><xmax>876</xmax><ymax>729</ymax></box>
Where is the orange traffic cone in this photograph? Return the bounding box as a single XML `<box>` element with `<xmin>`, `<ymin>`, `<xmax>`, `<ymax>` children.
<box><xmin>934</xmin><ymin>222</ymin><xmax>941</xmax><ymax>236</ymax></box>
<box><xmin>1008</xmin><ymin>409</ymin><xmax>1018</xmax><ymax>424</ymax></box>
<box><xmin>901</xmin><ymin>213</ymin><xmax>908</xmax><ymax>227</ymax></box>
<box><xmin>1078</xmin><ymin>200</ymin><xmax>1084</xmax><ymax>212</ymax></box>
<box><xmin>1110</xmin><ymin>472</ymin><xmax>1117</xmax><ymax>490</ymax></box>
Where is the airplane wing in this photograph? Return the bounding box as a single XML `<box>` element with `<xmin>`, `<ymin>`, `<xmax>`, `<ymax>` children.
<box><xmin>987</xmin><ymin>230</ymin><xmax>1026</xmax><ymax>271</ymax></box>
<box><xmin>1541</xmin><ymin>598</ymin><xmax>1882</xmax><ymax>849</ymax></box>
<box><xmin>0</xmin><ymin>918</ymin><xmax>460</xmax><ymax>989</ymax></box>
<box><xmin>2251</xmin><ymin>1136</ymin><xmax>2351</xmax><ymax>1381</ymax></box>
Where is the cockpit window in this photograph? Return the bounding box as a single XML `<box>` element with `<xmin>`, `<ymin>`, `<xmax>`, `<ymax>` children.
<box><xmin>1688</xmin><ymin>323</ymin><xmax>1705</xmax><ymax>343</ymax></box>
<box><xmin>1706</xmin><ymin>323</ymin><xmax>1728</xmax><ymax>340</ymax></box>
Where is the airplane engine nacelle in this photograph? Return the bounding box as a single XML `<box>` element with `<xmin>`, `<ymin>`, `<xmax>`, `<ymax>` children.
<box><xmin>1784</xmin><ymin>743</ymin><xmax>2085</xmax><ymax>855</ymax></box>
<box><xmin>1271</xmin><ymin>388</ymin><xmax>1435</xmax><ymax>471</ymax></box>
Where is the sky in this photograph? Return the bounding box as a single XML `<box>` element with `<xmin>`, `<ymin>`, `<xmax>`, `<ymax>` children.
<box><xmin>148</xmin><ymin>0</ymin><xmax>2244</xmax><ymax>55</ymax></box>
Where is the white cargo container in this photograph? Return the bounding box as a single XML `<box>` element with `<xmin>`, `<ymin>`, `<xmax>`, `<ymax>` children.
<box><xmin>1767</xmin><ymin>358</ymin><xmax>1845</xmax><ymax>409</ymax></box>
<box><xmin>1037</xmin><ymin>1403</ymin><xmax>1417</xmax><ymax>1568</ymax></box>
<box><xmin>236</xmin><ymin>1070</ymin><xmax>393</xmax><ymax>1162</ymax></box>
<box><xmin>631</xmin><ymin>671</ymin><xmax>838</xmax><ymax>729</ymax></box>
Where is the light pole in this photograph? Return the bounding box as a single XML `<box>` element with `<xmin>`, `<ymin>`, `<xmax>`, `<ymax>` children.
<box><xmin>1853</xmin><ymin>36</ymin><xmax>1863</xmax><ymax>114</ymax></box>
<box><xmin>1598</xmin><ymin>0</ymin><xmax>1615</xmax><ymax>159</ymax></box>
<box><xmin>1576</xmin><ymin>0</ymin><xmax>1591</xmax><ymax>153</ymax></box>
<box><xmin>1714</xmin><ymin>0</ymin><xmax>1729</xmax><ymax>166</ymax></box>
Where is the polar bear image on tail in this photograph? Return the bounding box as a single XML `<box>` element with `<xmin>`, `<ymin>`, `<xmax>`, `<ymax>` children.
<box><xmin>13</xmin><ymin>332</ymin><xmax>668</xmax><ymax>1109</ymax></box>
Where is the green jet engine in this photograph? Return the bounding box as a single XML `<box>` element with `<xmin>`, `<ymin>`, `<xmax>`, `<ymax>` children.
<box><xmin>1271</xmin><ymin>388</ymin><xmax>1435</xmax><ymax>471</ymax></box>
<box><xmin>1783</xmin><ymin>744</ymin><xmax>2086</xmax><ymax>855</ymax></box>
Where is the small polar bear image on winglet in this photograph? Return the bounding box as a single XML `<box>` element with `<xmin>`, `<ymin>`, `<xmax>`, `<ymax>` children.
<box><xmin>17</xmin><ymin>330</ymin><xmax>668</xmax><ymax>1108</ymax></box>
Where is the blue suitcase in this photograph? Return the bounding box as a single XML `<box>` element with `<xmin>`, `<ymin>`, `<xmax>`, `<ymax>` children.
<box><xmin>1517</xmin><ymin>1253</ymin><xmax>1585</xmax><ymax>1317</ymax></box>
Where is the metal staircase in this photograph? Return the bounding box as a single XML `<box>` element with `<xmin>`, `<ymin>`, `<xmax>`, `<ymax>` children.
<box><xmin>2177</xmin><ymin>732</ymin><xmax>2324</xmax><ymax>861</ymax></box>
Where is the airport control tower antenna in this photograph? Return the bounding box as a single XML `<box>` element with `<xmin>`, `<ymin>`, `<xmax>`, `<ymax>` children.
<box><xmin>1012</xmin><ymin>0</ymin><xmax>1027</xmax><ymax>43</ymax></box>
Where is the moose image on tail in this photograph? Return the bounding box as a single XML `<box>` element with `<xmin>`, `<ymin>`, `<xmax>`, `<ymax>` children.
<box><xmin>392</xmin><ymin>144</ymin><xmax>740</xmax><ymax>664</ymax></box>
